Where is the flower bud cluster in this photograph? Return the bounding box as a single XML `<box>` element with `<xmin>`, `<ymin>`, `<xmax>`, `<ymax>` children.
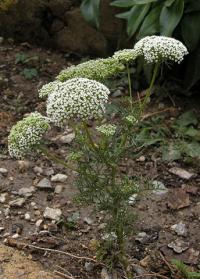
<box><xmin>8</xmin><ymin>112</ymin><xmax>50</xmax><ymax>159</ymax></box>
<box><xmin>56</xmin><ymin>58</ymin><xmax>125</xmax><ymax>82</ymax></box>
<box><xmin>39</xmin><ymin>80</ymin><xmax>62</xmax><ymax>98</ymax></box>
<box><xmin>96</xmin><ymin>124</ymin><xmax>116</xmax><ymax>136</ymax></box>
<box><xmin>113</xmin><ymin>49</ymin><xmax>137</xmax><ymax>64</ymax></box>
<box><xmin>46</xmin><ymin>78</ymin><xmax>110</xmax><ymax>125</ymax></box>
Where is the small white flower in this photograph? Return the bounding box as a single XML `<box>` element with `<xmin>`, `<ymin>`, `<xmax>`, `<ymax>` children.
<box><xmin>46</xmin><ymin>78</ymin><xmax>110</xmax><ymax>125</ymax></box>
<box><xmin>113</xmin><ymin>49</ymin><xmax>137</xmax><ymax>64</ymax></box>
<box><xmin>8</xmin><ymin>112</ymin><xmax>50</xmax><ymax>159</ymax></box>
<box><xmin>96</xmin><ymin>124</ymin><xmax>116</xmax><ymax>136</ymax></box>
<box><xmin>39</xmin><ymin>80</ymin><xmax>62</xmax><ymax>98</ymax></box>
<box><xmin>134</xmin><ymin>36</ymin><xmax>188</xmax><ymax>64</ymax></box>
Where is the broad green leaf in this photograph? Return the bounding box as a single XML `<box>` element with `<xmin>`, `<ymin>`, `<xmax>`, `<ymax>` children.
<box><xmin>183</xmin><ymin>142</ymin><xmax>200</xmax><ymax>158</ymax></box>
<box><xmin>81</xmin><ymin>0</ymin><xmax>100</xmax><ymax>28</ymax></box>
<box><xmin>184</xmin><ymin>127</ymin><xmax>200</xmax><ymax>141</ymax></box>
<box><xmin>117</xmin><ymin>4</ymin><xmax>150</xmax><ymax>37</ymax></box>
<box><xmin>138</xmin><ymin>4</ymin><xmax>162</xmax><ymax>39</ymax></box>
<box><xmin>164</xmin><ymin>0</ymin><xmax>175</xmax><ymax>7</ymax></box>
<box><xmin>162</xmin><ymin>144</ymin><xmax>181</xmax><ymax>161</ymax></box>
<box><xmin>181</xmin><ymin>12</ymin><xmax>200</xmax><ymax>51</ymax></box>
<box><xmin>111</xmin><ymin>0</ymin><xmax>136</xmax><ymax>7</ymax></box>
<box><xmin>111</xmin><ymin>0</ymin><xmax>157</xmax><ymax>7</ymax></box>
<box><xmin>160</xmin><ymin>0</ymin><xmax>184</xmax><ymax>36</ymax></box>
<box><xmin>176</xmin><ymin>110</ymin><xmax>198</xmax><ymax>127</ymax></box>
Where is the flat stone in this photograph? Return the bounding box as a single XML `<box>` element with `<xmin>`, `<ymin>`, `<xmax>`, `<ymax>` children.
<box><xmin>12</xmin><ymin>233</ymin><xmax>20</xmax><ymax>239</ymax></box>
<box><xmin>59</xmin><ymin>133</ymin><xmax>75</xmax><ymax>144</ymax></box>
<box><xmin>168</xmin><ymin>239</ymin><xmax>189</xmax><ymax>253</ymax></box>
<box><xmin>0</xmin><ymin>227</ymin><xmax>5</xmax><ymax>233</ymax></box>
<box><xmin>101</xmin><ymin>268</ymin><xmax>113</xmax><ymax>279</ymax></box>
<box><xmin>33</xmin><ymin>166</ymin><xmax>43</xmax><ymax>175</ymax></box>
<box><xmin>135</xmin><ymin>232</ymin><xmax>149</xmax><ymax>244</ymax></box>
<box><xmin>9</xmin><ymin>198</ymin><xmax>25</xmax><ymax>207</ymax></box>
<box><xmin>83</xmin><ymin>217</ymin><xmax>93</xmax><ymax>225</ymax></box>
<box><xmin>35</xmin><ymin>219</ymin><xmax>43</xmax><ymax>227</ymax></box>
<box><xmin>169</xmin><ymin>167</ymin><xmax>195</xmax><ymax>180</ymax></box>
<box><xmin>54</xmin><ymin>185</ymin><xmax>63</xmax><ymax>194</ymax></box>
<box><xmin>0</xmin><ymin>168</ymin><xmax>8</xmax><ymax>175</ymax></box>
<box><xmin>37</xmin><ymin>178</ymin><xmax>52</xmax><ymax>190</ymax></box>
<box><xmin>24</xmin><ymin>213</ymin><xmax>31</xmax><ymax>221</ymax></box>
<box><xmin>136</xmin><ymin>156</ymin><xmax>146</xmax><ymax>162</ymax></box>
<box><xmin>44</xmin><ymin>168</ymin><xmax>54</xmax><ymax>176</ymax></box>
<box><xmin>152</xmin><ymin>181</ymin><xmax>168</xmax><ymax>196</ymax></box>
<box><xmin>18</xmin><ymin>187</ymin><xmax>35</xmax><ymax>197</ymax></box>
<box><xmin>85</xmin><ymin>262</ymin><xmax>94</xmax><ymax>272</ymax></box>
<box><xmin>0</xmin><ymin>193</ymin><xmax>7</xmax><ymax>203</ymax></box>
<box><xmin>51</xmin><ymin>174</ymin><xmax>67</xmax><ymax>183</ymax></box>
<box><xmin>43</xmin><ymin>207</ymin><xmax>62</xmax><ymax>221</ymax></box>
<box><xmin>171</xmin><ymin>222</ymin><xmax>187</xmax><ymax>236</ymax></box>
<box><xmin>4</xmin><ymin>208</ymin><xmax>10</xmax><ymax>216</ymax></box>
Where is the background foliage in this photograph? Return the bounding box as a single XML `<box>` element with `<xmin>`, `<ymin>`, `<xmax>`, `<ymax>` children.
<box><xmin>81</xmin><ymin>0</ymin><xmax>200</xmax><ymax>92</ymax></box>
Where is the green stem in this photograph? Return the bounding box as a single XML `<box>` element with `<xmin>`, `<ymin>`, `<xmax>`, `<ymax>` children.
<box><xmin>83</xmin><ymin>122</ymin><xmax>98</xmax><ymax>151</ymax></box>
<box><xmin>126</xmin><ymin>63</ymin><xmax>133</xmax><ymax>112</ymax></box>
<box><xmin>141</xmin><ymin>62</ymin><xmax>160</xmax><ymax>112</ymax></box>
<box><xmin>38</xmin><ymin>145</ymin><xmax>78</xmax><ymax>173</ymax></box>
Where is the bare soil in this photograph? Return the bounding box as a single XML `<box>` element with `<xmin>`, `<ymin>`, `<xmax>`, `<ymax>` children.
<box><xmin>0</xmin><ymin>40</ymin><xmax>200</xmax><ymax>279</ymax></box>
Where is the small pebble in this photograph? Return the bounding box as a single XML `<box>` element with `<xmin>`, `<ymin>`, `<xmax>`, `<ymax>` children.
<box><xmin>54</xmin><ymin>185</ymin><xmax>63</xmax><ymax>194</ymax></box>
<box><xmin>0</xmin><ymin>168</ymin><xmax>8</xmax><ymax>175</ymax></box>
<box><xmin>12</xmin><ymin>233</ymin><xmax>20</xmax><ymax>239</ymax></box>
<box><xmin>25</xmin><ymin>213</ymin><xmax>31</xmax><ymax>220</ymax></box>
<box><xmin>35</xmin><ymin>219</ymin><xmax>43</xmax><ymax>227</ymax></box>
<box><xmin>51</xmin><ymin>174</ymin><xmax>68</xmax><ymax>183</ymax></box>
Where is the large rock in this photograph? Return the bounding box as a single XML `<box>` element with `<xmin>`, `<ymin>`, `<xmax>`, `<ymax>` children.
<box><xmin>48</xmin><ymin>0</ymin><xmax>73</xmax><ymax>17</ymax></box>
<box><xmin>99</xmin><ymin>0</ymin><xmax>123</xmax><ymax>50</ymax></box>
<box><xmin>55</xmin><ymin>8</ymin><xmax>107</xmax><ymax>55</ymax></box>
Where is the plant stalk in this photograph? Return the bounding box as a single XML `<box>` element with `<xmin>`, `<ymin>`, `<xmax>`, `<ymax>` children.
<box><xmin>38</xmin><ymin>145</ymin><xmax>78</xmax><ymax>173</ymax></box>
<box><xmin>126</xmin><ymin>63</ymin><xmax>133</xmax><ymax>112</ymax></box>
<box><xmin>141</xmin><ymin>62</ymin><xmax>160</xmax><ymax>111</ymax></box>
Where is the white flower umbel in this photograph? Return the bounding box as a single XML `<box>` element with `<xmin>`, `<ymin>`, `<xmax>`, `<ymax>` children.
<box><xmin>113</xmin><ymin>49</ymin><xmax>137</xmax><ymax>64</ymax></box>
<box><xmin>8</xmin><ymin>112</ymin><xmax>50</xmax><ymax>159</ymax></box>
<box><xmin>46</xmin><ymin>78</ymin><xmax>110</xmax><ymax>125</ymax></box>
<box><xmin>134</xmin><ymin>36</ymin><xmax>188</xmax><ymax>64</ymax></box>
<box><xmin>39</xmin><ymin>80</ymin><xmax>62</xmax><ymax>98</ymax></box>
<box><xmin>96</xmin><ymin>124</ymin><xmax>116</xmax><ymax>136</ymax></box>
<box><xmin>57</xmin><ymin>58</ymin><xmax>125</xmax><ymax>82</ymax></box>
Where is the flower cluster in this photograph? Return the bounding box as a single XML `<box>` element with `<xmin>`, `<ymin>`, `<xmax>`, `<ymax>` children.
<box><xmin>113</xmin><ymin>49</ymin><xmax>137</xmax><ymax>64</ymax></box>
<box><xmin>96</xmin><ymin>124</ymin><xmax>116</xmax><ymax>136</ymax></box>
<box><xmin>125</xmin><ymin>115</ymin><xmax>138</xmax><ymax>124</ymax></box>
<box><xmin>39</xmin><ymin>80</ymin><xmax>62</xmax><ymax>98</ymax></box>
<box><xmin>134</xmin><ymin>36</ymin><xmax>188</xmax><ymax>64</ymax></box>
<box><xmin>46</xmin><ymin>78</ymin><xmax>110</xmax><ymax>125</ymax></box>
<box><xmin>8</xmin><ymin>112</ymin><xmax>50</xmax><ymax>159</ymax></box>
<box><xmin>56</xmin><ymin>58</ymin><xmax>125</xmax><ymax>82</ymax></box>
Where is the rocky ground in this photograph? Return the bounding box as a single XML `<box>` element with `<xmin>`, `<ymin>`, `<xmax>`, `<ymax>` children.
<box><xmin>0</xmin><ymin>38</ymin><xmax>200</xmax><ymax>279</ymax></box>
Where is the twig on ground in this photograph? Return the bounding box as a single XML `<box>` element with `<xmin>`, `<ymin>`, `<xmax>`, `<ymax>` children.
<box><xmin>141</xmin><ymin>107</ymin><xmax>176</xmax><ymax>120</ymax></box>
<box><xmin>56</xmin><ymin>265</ymin><xmax>74</xmax><ymax>278</ymax></box>
<box><xmin>159</xmin><ymin>252</ymin><xmax>175</xmax><ymax>274</ymax></box>
<box><xmin>54</xmin><ymin>270</ymin><xmax>75</xmax><ymax>279</ymax></box>
<box><xmin>5</xmin><ymin>238</ymin><xmax>99</xmax><ymax>263</ymax></box>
